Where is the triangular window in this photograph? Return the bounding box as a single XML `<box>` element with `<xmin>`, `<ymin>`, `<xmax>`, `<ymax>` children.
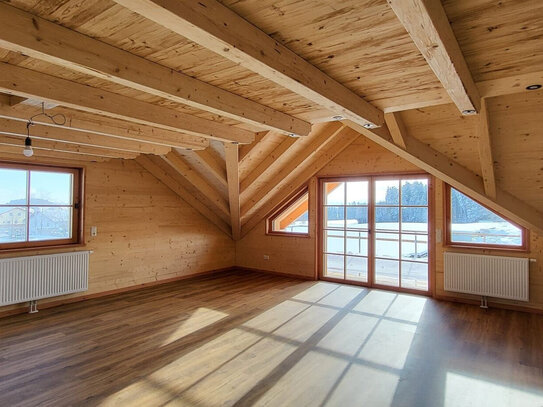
<box><xmin>267</xmin><ymin>187</ymin><xmax>309</xmax><ymax>236</ymax></box>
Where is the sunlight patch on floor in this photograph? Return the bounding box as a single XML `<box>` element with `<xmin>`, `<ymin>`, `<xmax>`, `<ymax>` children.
<box><xmin>254</xmin><ymin>351</ymin><xmax>349</xmax><ymax>406</ymax></box>
<box><xmin>161</xmin><ymin>307</ymin><xmax>229</xmax><ymax>347</ymax></box>
<box><xmin>444</xmin><ymin>372</ymin><xmax>543</xmax><ymax>407</ymax></box>
<box><xmin>317</xmin><ymin>313</ymin><xmax>378</xmax><ymax>357</ymax></box>
<box><xmin>353</xmin><ymin>290</ymin><xmax>397</xmax><ymax>316</ymax></box>
<box><xmin>326</xmin><ymin>363</ymin><xmax>400</xmax><ymax>406</ymax></box>
<box><xmin>317</xmin><ymin>285</ymin><xmax>365</xmax><ymax>308</ymax></box>
<box><xmin>358</xmin><ymin>319</ymin><xmax>417</xmax><ymax>369</ymax></box>
<box><xmin>242</xmin><ymin>300</ymin><xmax>309</xmax><ymax>333</ymax></box>
<box><xmin>292</xmin><ymin>282</ymin><xmax>338</xmax><ymax>302</ymax></box>
<box><xmin>385</xmin><ymin>294</ymin><xmax>427</xmax><ymax>323</ymax></box>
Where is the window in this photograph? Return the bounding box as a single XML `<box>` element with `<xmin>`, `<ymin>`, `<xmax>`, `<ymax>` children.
<box><xmin>267</xmin><ymin>187</ymin><xmax>309</xmax><ymax>236</ymax></box>
<box><xmin>0</xmin><ymin>162</ymin><xmax>83</xmax><ymax>250</ymax></box>
<box><xmin>445</xmin><ymin>185</ymin><xmax>527</xmax><ymax>250</ymax></box>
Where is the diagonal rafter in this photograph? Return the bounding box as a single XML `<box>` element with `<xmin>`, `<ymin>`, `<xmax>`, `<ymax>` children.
<box><xmin>241</xmin><ymin>123</ymin><xmax>354</xmax><ymax>223</ymax></box>
<box><xmin>160</xmin><ymin>151</ymin><xmax>230</xmax><ymax>217</ymax></box>
<box><xmin>112</xmin><ymin>0</ymin><xmax>383</xmax><ymax>129</ymax></box>
<box><xmin>347</xmin><ymin>121</ymin><xmax>543</xmax><ymax>235</ymax></box>
<box><xmin>477</xmin><ymin>98</ymin><xmax>496</xmax><ymax>198</ymax></box>
<box><xmin>241</xmin><ymin>127</ymin><xmax>360</xmax><ymax>237</ymax></box>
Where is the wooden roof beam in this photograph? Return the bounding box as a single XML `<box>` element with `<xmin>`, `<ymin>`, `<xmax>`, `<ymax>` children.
<box><xmin>477</xmin><ymin>98</ymin><xmax>496</xmax><ymax>199</ymax></box>
<box><xmin>0</xmin><ymin>102</ymin><xmax>208</xmax><ymax>150</ymax></box>
<box><xmin>224</xmin><ymin>143</ymin><xmax>241</xmax><ymax>240</ymax></box>
<box><xmin>345</xmin><ymin>121</ymin><xmax>543</xmax><ymax>235</ymax></box>
<box><xmin>0</xmin><ymin>62</ymin><xmax>254</xmax><ymax>144</ymax></box>
<box><xmin>160</xmin><ymin>151</ymin><xmax>230</xmax><ymax>217</ymax></box>
<box><xmin>113</xmin><ymin>0</ymin><xmax>384</xmax><ymax>129</ymax></box>
<box><xmin>0</xmin><ymin>3</ymin><xmax>309</xmax><ymax>137</ymax></box>
<box><xmin>0</xmin><ymin>146</ymin><xmax>110</xmax><ymax>163</ymax></box>
<box><xmin>136</xmin><ymin>155</ymin><xmax>232</xmax><ymax>237</ymax></box>
<box><xmin>239</xmin><ymin>131</ymin><xmax>271</xmax><ymax>163</ymax></box>
<box><xmin>387</xmin><ymin>0</ymin><xmax>481</xmax><ymax>114</ymax></box>
<box><xmin>189</xmin><ymin>149</ymin><xmax>228</xmax><ymax>188</ymax></box>
<box><xmin>0</xmin><ymin>134</ymin><xmax>138</xmax><ymax>160</ymax></box>
<box><xmin>0</xmin><ymin>117</ymin><xmax>170</xmax><ymax>155</ymax></box>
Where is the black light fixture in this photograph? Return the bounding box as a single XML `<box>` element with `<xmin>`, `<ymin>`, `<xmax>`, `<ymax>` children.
<box><xmin>526</xmin><ymin>84</ymin><xmax>542</xmax><ymax>91</ymax></box>
<box><xmin>23</xmin><ymin>124</ymin><xmax>33</xmax><ymax>157</ymax></box>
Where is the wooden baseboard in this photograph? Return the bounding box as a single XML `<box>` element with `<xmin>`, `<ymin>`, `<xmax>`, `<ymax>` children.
<box><xmin>236</xmin><ymin>266</ymin><xmax>317</xmax><ymax>281</ymax></box>
<box><xmin>0</xmin><ymin>266</ymin><xmax>236</xmax><ymax>319</ymax></box>
<box><xmin>434</xmin><ymin>294</ymin><xmax>543</xmax><ymax>315</ymax></box>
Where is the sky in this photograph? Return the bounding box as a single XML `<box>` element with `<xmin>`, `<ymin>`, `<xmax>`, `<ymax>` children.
<box><xmin>0</xmin><ymin>169</ymin><xmax>73</xmax><ymax>206</ymax></box>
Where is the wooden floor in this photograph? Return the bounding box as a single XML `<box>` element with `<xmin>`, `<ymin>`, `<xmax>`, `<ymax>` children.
<box><xmin>1</xmin><ymin>270</ymin><xmax>542</xmax><ymax>407</ymax></box>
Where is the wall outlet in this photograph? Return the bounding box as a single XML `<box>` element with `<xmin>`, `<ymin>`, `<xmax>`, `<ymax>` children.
<box><xmin>263</xmin><ymin>255</ymin><xmax>270</xmax><ymax>260</ymax></box>
<box><xmin>90</xmin><ymin>226</ymin><xmax>98</xmax><ymax>237</ymax></box>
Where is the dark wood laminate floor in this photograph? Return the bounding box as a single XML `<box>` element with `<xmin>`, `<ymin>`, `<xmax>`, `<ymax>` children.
<box><xmin>1</xmin><ymin>270</ymin><xmax>542</xmax><ymax>407</ymax></box>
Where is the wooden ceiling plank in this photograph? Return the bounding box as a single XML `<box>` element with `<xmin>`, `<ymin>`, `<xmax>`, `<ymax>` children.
<box><xmin>346</xmin><ymin>121</ymin><xmax>543</xmax><ymax>235</ymax></box>
<box><xmin>241</xmin><ymin>129</ymin><xmax>359</xmax><ymax>237</ymax></box>
<box><xmin>0</xmin><ymin>102</ymin><xmax>209</xmax><ymax>150</ymax></box>
<box><xmin>224</xmin><ymin>143</ymin><xmax>241</xmax><ymax>240</ymax></box>
<box><xmin>0</xmin><ymin>134</ymin><xmax>138</xmax><ymax>160</ymax></box>
<box><xmin>112</xmin><ymin>0</ymin><xmax>384</xmax><ymax>129</ymax></box>
<box><xmin>477</xmin><ymin>98</ymin><xmax>496</xmax><ymax>199</ymax></box>
<box><xmin>160</xmin><ymin>151</ymin><xmax>230</xmax><ymax>216</ymax></box>
<box><xmin>0</xmin><ymin>62</ymin><xmax>255</xmax><ymax>144</ymax></box>
<box><xmin>0</xmin><ymin>3</ymin><xmax>310</xmax><ymax>136</ymax></box>
<box><xmin>384</xmin><ymin>112</ymin><xmax>407</xmax><ymax>149</ymax></box>
<box><xmin>387</xmin><ymin>0</ymin><xmax>481</xmax><ymax>114</ymax></box>
<box><xmin>241</xmin><ymin>122</ymin><xmax>350</xmax><ymax>219</ymax></box>
<box><xmin>136</xmin><ymin>155</ymin><xmax>232</xmax><ymax>237</ymax></box>
<box><xmin>0</xmin><ymin>117</ymin><xmax>171</xmax><ymax>155</ymax></box>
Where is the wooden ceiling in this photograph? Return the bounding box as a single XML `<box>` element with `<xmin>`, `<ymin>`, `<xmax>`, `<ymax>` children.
<box><xmin>0</xmin><ymin>0</ymin><xmax>541</xmax><ymax>238</ymax></box>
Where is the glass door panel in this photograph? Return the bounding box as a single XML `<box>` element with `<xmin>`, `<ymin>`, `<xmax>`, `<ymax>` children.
<box><xmin>321</xmin><ymin>175</ymin><xmax>430</xmax><ymax>293</ymax></box>
<box><xmin>322</xmin><ymin>180</ymin><xmax>369</xmax><ymax>282</ymax></box>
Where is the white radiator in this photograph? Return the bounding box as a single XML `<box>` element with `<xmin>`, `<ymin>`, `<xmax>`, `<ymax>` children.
<box><xmin>444</xmin><ymin>252</ymin><xmax>529</xmax><ymax>301</ymax></box>
<box><xmin>0</xmin><ymin>251</ymin><xmax>90</xmax><ymax>306</ymax></box>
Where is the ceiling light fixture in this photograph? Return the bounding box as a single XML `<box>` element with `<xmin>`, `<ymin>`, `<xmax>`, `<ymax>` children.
<box><xmin>22</xmin><ymin>102</ymin><xmax>66</xmax><ymax>158</ymax></box>
<box><xmin>462</xmin><ymin>109</ymin><xmax>477</xmax><ymax>115</ymax></box>
<box><xmin>287</xmin><ymin>133</ymin><xmax>300</xmax><ymax>138</ymax></box>
<box><xmin>332</xmin><ymin>115</ymin><xmax>343</xmax><ymax>121</ymax></box>
<box><xmin>526</xmin><ymin>84</ymin><xmax>542</xmax><ymax>91</ymax></box>
<box><xmin>362</xmin><ymin>123</ymin><xmax>376</xmax><ymax>129</ymax></box>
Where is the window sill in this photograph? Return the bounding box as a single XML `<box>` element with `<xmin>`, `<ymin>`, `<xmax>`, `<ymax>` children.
<box><xmin>0</xmin><ymin>243</ymin><xmax>86</xmax><ymax>255</ymax></box>
<box><xmin>444</xmin><ymin>242</ymin><xmax>528</xmax><ymax>253</ymax></box>
<box><xmin>266</xmin><ymin>232</ymin><xmax>311</xmax><ymax>238</ymax></box>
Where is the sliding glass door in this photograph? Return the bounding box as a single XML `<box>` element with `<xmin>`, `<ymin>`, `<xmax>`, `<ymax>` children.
<box><xmin>320</xmin><ymin>175</ymin><xmax>430</xmax><ymax>293</ymax></box>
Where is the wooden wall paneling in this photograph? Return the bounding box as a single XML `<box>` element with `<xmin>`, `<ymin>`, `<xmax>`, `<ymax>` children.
<box><xmin>0</xmin><ymin>3</ymin><xmax>311</xmax><ymax>136</ymax></box>
<box><xmin>0</xmin><ymin>62</ymin><xmax>255</xmax><ymax>144</ymax></box>
<box><xmin>387</xmin><ymin>0</ymin><xmax>481</xmax><ymax>114</ymax></box>
<box><xmin>0</xmin><ymin>102</ymin><xmax>210</xmax><ymax>150</ymax></box>
<box><xmin>224</xmin><ymin>143</ymin><xmax>241</xmax><ymax>240</ymax></box>
<box><xmin>113</xmin><ymin>0</ymin><xmax>384</xmax><ymax>129</ymax></box>
<box><xmin>346</xmin><ymin>120</ymin><xmax>543</xmax><ymax>235</ymax></box>
<box><xmin>160</xmin><ymin>151</ymin><xmax>230</xmax><ymax>216</ymax></box>
<box><xmin>477</xmin><ymin>98</ymin><xmax>496</xmax><ymax>198</ymax></box>
<box><xmin>135</xmin><ymin>155</ymin><xmax>232</xmax><ymax>236</ymax></box>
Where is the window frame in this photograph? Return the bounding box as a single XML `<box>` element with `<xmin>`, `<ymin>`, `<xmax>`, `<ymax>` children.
<box><xmin>266</xmin><ymin>185</ymin><xmax>310</xmax><ymax>237</ymax></box>
<box><xmin>444</xmin><ymin>184</ymin><xmax>528</xmax><ymax>252</ymax></box>
<box><xmin>0</xmin><ymin>161</ymin><xmax>85</xmax><ymax>252</ymax></box>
